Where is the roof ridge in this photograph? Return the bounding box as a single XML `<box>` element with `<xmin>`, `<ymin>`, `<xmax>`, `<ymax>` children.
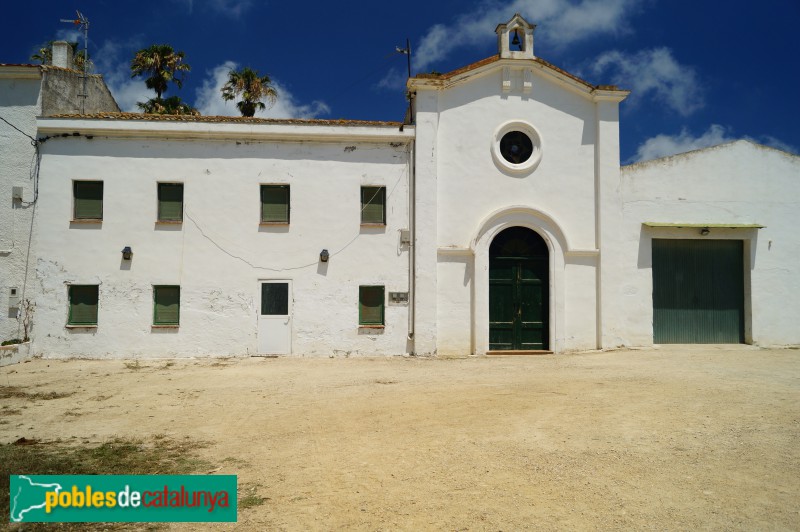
<box><xmin>45</xmin><ymin>112</ymin><xmax>404</xmax><ymax>126</ymax></box>
<box><xmin>410</xmin><ymin>54</ymin><xmax>627</xmax><ymax>92</ymax></box>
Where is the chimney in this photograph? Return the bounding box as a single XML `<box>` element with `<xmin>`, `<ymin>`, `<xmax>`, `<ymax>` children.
<box><xmin>51</xmin><ymin>41</ymin><xmax>74</xmax><ymax>69</ymax></box>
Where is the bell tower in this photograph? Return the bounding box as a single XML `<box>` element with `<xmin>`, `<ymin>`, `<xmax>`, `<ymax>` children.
<box><xmin>495</xmin><ymin>13</ymin><xmax>535</xmax><ymax>60</ymax></box>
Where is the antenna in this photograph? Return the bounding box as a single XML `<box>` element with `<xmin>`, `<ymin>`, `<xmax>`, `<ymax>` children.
<box><xmin>60</xmin><ymin>10</ymin><xmax>90</xmax><ymax>114</ymax></box>
<box><xmin>396</xmin><ymin>38</ymin><xmax>411</xmax><ymax>79</ymax></box>
<box><xmin>396</xmin><ymin>39</ymin><xmax>413</xmax><ymax>125</ymax></box>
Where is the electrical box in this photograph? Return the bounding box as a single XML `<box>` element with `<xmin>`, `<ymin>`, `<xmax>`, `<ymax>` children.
<box><xmin>12</xmin><ymin>187</ymin><xmax>23</xmax><ymax>201</ymax></box>
<box><xmin>389</xmin><ymin>291</ymin><xmax>409</xmax><ymax>304</ymax></box>
<box><xmin>400</xmin><ymin>229</ymin><xmax>411</xmax><ymax>244</ymax></box>
<box><xmin>9</xmin><ymin>287</ymin><xmax>20</xmax><ymax>309</ymax></box>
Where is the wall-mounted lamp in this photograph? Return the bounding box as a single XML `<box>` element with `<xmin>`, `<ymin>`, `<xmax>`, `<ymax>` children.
<box><xmin>700</xmin><ymin>227</ymin><xmax>710</xmax><ymax>236</ymax></box>
<box><xmin>121</xmin><ymin>246</ymin><xmax>133</xmax><ymax>260</ymax></box>
<box><xmin>320</xmin><ymin>249</ymin><xmax>329</xmax><ymax>263</ymax></box>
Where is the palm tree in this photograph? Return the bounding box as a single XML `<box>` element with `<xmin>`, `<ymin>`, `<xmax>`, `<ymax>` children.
<box><xmin>221</xmin><ymin>67</ymin><xmax>278</xmax><ymax>117</ymax></box>
<box><xmin>130</xmin><ymin>44</ymin><xmax>190</xmax><ymax>99</ymax></box>
<box><xmin>31</xmin><ymin>41</ymin><xmax>89</xmax><ymax>70</ymax></box>
<box><xmin>73</xmin><ymin>50</ymin><xmax>89</xmax><ymax>71</ymax></box>
<box><xmin>31</xmin><ymin>45</ymin><xmax>52</xmax><ymax>64</ymax></box>
<box><xmin>137</xmin><ymin>96</ymin><xmax>199</xmax><ymax>116</ymax></box>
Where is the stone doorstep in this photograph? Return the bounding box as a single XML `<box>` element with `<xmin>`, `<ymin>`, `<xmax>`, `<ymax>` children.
<box><xmin>486</xmin><ymin>350</ymin><xmax>553</xmax><ymax>356</ymax></box>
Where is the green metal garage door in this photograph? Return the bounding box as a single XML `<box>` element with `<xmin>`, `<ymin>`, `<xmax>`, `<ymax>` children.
<box><xmin>652</xmin><ymin>239</ymin><xmax>744</xmax><ymax>343</ymax></box>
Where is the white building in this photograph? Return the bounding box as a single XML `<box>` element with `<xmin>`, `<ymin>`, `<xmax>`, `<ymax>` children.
<box><xmin>0</xmin><ymin>42</ymin><xmax>119</xmax><ymax>345</ymax></box>
<box><xmin>6</xmin><ymin>15</ymin><xmax>800</xmax><ymax>358</ymax></box>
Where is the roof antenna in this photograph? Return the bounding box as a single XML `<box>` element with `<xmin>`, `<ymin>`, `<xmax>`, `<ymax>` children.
<box><xmin>60</xmin><ymin>10</ymin><xmax>90</xmax><ymax>114</ymax></box>
<box><xmin>396</xmin><ymin>39</ymin><xmax>412</xmax><ymax>126</ymax></box>
<box><xmin>395</xmin><ymin>38</ymin><xmax>412</xmax><ymax>79</ymax></box>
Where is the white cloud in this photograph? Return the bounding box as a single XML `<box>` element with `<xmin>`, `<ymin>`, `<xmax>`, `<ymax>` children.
<box><xmin>209</xmin><ymin>0</ymin><xmax>252</xmax><ymax>17</ymax></box>
<box><xmin>106</xmin><ymin>77</ymin><xmax>154</xmax><ymax>113</ymax></box>
<box><xmin>194</xmin><ymin>62</ymin><xmax>331</xmax><ymax>119</ymax></box>
<box><xmin>633</xmin><ymin>125</ymin><xmax>800</xmax><ymax>163</ymax></box>
<box><xmin>590</xmin><ymin>48</ymin><xmax>703</xmax><ymax>116</ymax></box>
<box><xmin>631</xmin><ymin>124</ymin><xmax>733</xmax><ymax>162</ymax></box>
<box><xmin>92</xmin><ymin>39</ymin><xmax>154</xmax><ymax>112</ymax></box>
<box><xmin>54</xmin><ymin>29</ymin><xmax>84</xmax><ymax>44</ymax></box>
<box><xmin>758</xmin><ymin>135</ymin><xmax>798</xmax><ymax>155</ymax></box>
<box><xmin>171</xmin><ymin>0</ymin><xmax>252</xmax><ymax>17</ymax></box>
<box><xmin>631</xmin><ymin>125</ymin><xmax>800</xmax><ymax>163</ymax></box>
<box><xmin>413</xmin><ymin>0</ymin><xmax>643</xmax><ymax>71</ymax></box>
<box><xmin>193</xmin><ymin>61</ymin><xmax>238</xmax><ymax>116</ymax></box>
<box><xmin>376</xmin><ymin>67</ymin><xmax>406</xmax><ymax>91</ymax></box>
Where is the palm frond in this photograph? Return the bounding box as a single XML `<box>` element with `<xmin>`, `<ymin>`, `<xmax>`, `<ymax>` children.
<box><xmin>220</xmin><ymin>66</ymin><xmax>278</xmax><ymax>117</ymax></box>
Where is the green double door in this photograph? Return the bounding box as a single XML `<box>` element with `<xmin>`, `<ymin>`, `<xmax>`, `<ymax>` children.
<box><xmin>489</xmin><ymin>227</ymin><xmax>549</xmax><ymax>351</ymax></box>
<box><xmin>652</xmin><ymin>239</ymin><xmax>744</xmax><ymax>343</ymax></box>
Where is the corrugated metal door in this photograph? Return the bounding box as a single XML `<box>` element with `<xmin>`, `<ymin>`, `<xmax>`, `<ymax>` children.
<box><xmin>652</xmin><ymin>239</ymin><xmax>744</xmax><ymax>343</ymax></box>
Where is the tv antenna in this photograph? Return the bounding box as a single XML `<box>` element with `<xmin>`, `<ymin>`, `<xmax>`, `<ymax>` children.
<box><xmin>60</xmin><ymin>10</ymin><xmax>90</xmax><ymax>114</ymax></box>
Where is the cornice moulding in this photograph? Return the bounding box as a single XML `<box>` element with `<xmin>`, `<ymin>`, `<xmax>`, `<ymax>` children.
<box><xmin>37</xmin><ymin>118</ymin><xmax>416</xmax><ymax>143</ymax></box>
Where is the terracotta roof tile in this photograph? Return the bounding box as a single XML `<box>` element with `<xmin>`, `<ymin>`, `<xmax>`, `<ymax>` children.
<box><xmin>532</xmin><ymin>57</ymin><xmax>595</xmax><ymax>89</ymax></box>
<box><xmin>0</xmin><ymin>63</ymin><xmax>104</xmax><ymax>78</ymax></box>
<box><xmin>42</xmin><ymin>65</ymin><xmax>103</xmax><ymax>77</ymax></box>
<box><xmin>411</xmin><ymin>54</ymin><xmax>625</xmax><ymax>92</ymax></box>
<box><xmin>415</xmin><ymin>55</ymin><xmax>501</xmax><ymax>79</ymax></box>
<box><xmin>46</xmin><ymin>112</ymin><xmax>403</xmax><ymax>127</ymax></box>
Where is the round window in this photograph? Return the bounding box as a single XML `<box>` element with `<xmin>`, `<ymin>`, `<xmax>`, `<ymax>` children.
<box><xmin>491</xmin><ymin>120</ymin><xmax>543</xmax><ymax>174</ymax></box>
<box><xmin>499</xmin><ymin>131</ymin><xmax>533</xmax><ymax>164</ymax></box>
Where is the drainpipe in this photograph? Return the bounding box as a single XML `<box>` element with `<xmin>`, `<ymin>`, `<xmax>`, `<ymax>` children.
<box><xmin>407</xmin><ymin>139</ymin><xmax>416</xmax><ymax>348</ymax></box>
<box><xmin>594</xmin><ymin>102</ymin><xmax>603</xmax><ymax>350</ymax></box>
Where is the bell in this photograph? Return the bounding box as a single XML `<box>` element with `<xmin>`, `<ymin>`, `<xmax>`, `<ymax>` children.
<box><xmin>511</xmin><ymin>30</ymin><xmax>521</xmax><ymax>47</ymax></box>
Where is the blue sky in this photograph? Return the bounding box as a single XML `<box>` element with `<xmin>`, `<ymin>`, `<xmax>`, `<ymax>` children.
<box><xmin>3</xmin><ymin>0</ymin><xmax>799</xmax><ymax>162</ymax></box>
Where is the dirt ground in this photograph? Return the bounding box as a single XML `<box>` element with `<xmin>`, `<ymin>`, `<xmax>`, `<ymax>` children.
<box><xmin>2</xmin><ymin>346</ymin><xmax>799</xmax><ymax>530</ymax></box>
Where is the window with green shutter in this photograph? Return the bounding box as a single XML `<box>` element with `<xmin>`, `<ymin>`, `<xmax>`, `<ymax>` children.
<box><xmin>260</xmin><ymin>185</ymin><xmax>290</xmax><ymax>223</ymax></box>
<box><xmin>361</xmin><ymin>186</ymin><xmax>386</xmax><ymax>225</ymax></box>
<box><xmin>68</xmin><ymin>285</ymin><xmax>99</xmax><ymax>326</ymax></box>
<box><xmin>359</xmin><ymin>285</ymin><xmax>385</xmax><ymax>326</ymax></box>
<box><xmin>73</xmin><ymin>181</ymin><xmax>103</xmax><ymax>220</ymax></box>
<box><xmin>158</xmin><ymin>183</ymin><xmax>183</xmax><ymax>221</ymax></box>
<box><xmin>153</xmin><ymin>286</ymin><xmax>180</xmax><ymax>326</ymax></box>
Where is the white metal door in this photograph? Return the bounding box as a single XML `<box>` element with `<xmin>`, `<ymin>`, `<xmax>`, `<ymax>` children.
<box><xmin>257</xmin><ymin>280</ymin><xmax>291</xmax><ymax>354</ymax></box>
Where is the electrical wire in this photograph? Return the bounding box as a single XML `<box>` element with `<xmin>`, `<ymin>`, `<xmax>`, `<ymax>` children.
<box><xmin>184</xmin><ymin>164</ymin><xmax>408</xmax><ymax>272</ymax></box>
<box><xmin>0</xmin><ymin>115</ymin><xmax>41</xmax><ymax>255</ymax></box>
<box><xmin>0</xmin><ymin>115</ymin><xmax>38</xmax><ymax>146</ymax></box>
<box><xmin>0</xmin><ymin>115</ymin><xmax>42</xmax><ymax>205</ymax></box>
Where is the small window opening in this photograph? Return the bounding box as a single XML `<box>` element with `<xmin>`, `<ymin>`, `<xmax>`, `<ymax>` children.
<box><xmin>510</xmin><ymin>29</ymin><xmax>523</xmax><ymax>51</ymax></box>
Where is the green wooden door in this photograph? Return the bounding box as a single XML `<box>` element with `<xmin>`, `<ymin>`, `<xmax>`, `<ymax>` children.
<box><xmin>652</xmin><ymin>239</ymin><xmax>744</xmax><ymax>343</ymax></box>
<box><xmin>489</xmin><ymin>227</ymin><xmax>549</xmax><ymax>350</ymax></box>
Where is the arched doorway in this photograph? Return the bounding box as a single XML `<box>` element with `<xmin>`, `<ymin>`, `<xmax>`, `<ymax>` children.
<box><xmin>489</xmin><ymin>226</ymin><xmax>549</xmax><ymax>350</ymax></box>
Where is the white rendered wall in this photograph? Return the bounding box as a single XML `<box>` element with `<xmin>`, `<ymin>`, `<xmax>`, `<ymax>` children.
<box><xmin>33</xmin><ymin>134</ymin><xmax>412</xmax><ymax>358</ymax></box>
<box><xmin>616</xmin><ymin>141</ymin><xmax>800</xmax><ymax>346</ymax></box>
<box><xmin>595</xmin><ymin>99</ymin><xmax>625</xmax><ymax>350</ymax></box>
<box><xmin>427</xmin><ymin>67</ymin><xmax>607</xmax><ymax>354</ymax></box>
<box><xmin>412</xmin><ymin>91</ymin><xmax>440</xmax><ymax>356</ymax></box>
<box><xmin>435</xmin><ymin>70</ymin><xmax>598</xmax><ymax>250</ymax></box>
<box><xmin>0</xmin><ymin>75</ymin><xmax>41</xmax><ymax>342</ymax></box>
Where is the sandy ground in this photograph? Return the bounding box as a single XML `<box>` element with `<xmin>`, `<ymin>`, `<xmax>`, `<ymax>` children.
<box><xmin>2</xmin><ymin>346</ymin><xmax>799</xmax><ymax>530</ymax></box>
